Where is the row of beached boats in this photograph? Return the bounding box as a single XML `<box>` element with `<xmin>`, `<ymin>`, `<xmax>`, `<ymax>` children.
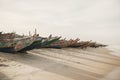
<box><xmin>0</xmin><ymin>31</ymin><xmax>107</xmax><ymax>53</ymax></box>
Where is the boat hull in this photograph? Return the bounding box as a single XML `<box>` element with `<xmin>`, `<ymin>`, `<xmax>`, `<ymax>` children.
<box><xmin>0</xmin><ymin>47</ymin><xmax>16</xmax><ymax>53</ymax></box>
<box><xmin>41</xmin><ymin>37</ymin><xmax>61</xmax><ymax>48</ymax></box>
<box><xmin>19</xmin><ymin>38</ymin><xmax>43</xmax><ymax>52</ymax></box>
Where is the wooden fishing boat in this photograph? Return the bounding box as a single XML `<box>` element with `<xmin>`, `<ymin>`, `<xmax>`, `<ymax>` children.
<box><xmin>88</xmin><ymin>42</ymin><xmax>107</xmax><ymax>48</ymax></box>
<box><xmin>19</xmin><ymin>37</ymin><xmax>43</xmax><ymax>52</ymax></box>
<box><xmin>67</xmin><ymin>38</ymin><xmax>80</xmax><ymax>47</ymax></box>
<box><xmin>0</xmin><ymin>32</ymin><xmax>34</xmax><ymax>53</ymax></box>
<box><xmin>46</xmin><ymin>37</ymin><xmax>107</xmax><ymax>49</ymax></box>
<box><xmin>38</xmin><ymin>35</ymin><xmax>61</xmax><ymax>48</ymax></box>
<box><xmin>46</xmin><ymin>38</ymin><xmax>80</xmax><ymax>48</ymax></box>
<box><xmin>68</xmin><ymin>40</ymin><xmax>107</xmax><ymax>48</ymax></box>
<box><xmin>46</xmin><ymin>39</ymin><xmax>69</xmax><ymax>48</ymax></box>
<box><xmin>19</xmin><ymin>35</ymin><xmax>61</xmax><ymax>52</ymax></box>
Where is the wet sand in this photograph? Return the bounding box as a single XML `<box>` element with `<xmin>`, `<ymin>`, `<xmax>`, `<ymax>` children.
<box><xmin>0</xmin><ymin>47</ymin><xmax>120</xmax><ymax>80</ymax></box>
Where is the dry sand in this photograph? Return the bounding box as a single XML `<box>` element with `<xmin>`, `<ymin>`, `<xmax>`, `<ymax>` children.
<box><xmin>0</xmin><ymin>47</ymin><xmax>120</xmax><ymax>80</ymax></box>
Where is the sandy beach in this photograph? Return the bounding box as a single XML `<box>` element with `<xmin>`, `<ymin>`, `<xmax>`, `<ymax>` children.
<box><xmin>0</xmin><ymin>47</ymin><xmax>120</xmax><ymax>80</ymax></box>
<box><xmin>1</xmin><ymin>0</ymin><xmax>120</xmax><ymax>80</ymax></box>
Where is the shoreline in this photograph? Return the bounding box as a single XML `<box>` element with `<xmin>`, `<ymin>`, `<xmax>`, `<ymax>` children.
<box><xmin>0</xmin><ymin>47</ymin><xmax>120</xmax><ymax>80</ymax></box>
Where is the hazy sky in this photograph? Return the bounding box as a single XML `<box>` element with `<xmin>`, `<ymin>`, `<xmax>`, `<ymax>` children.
<box><xmin>0</xmin><ymin>0</ymin><xmax>120</xmax><ymax>44</ymax></box>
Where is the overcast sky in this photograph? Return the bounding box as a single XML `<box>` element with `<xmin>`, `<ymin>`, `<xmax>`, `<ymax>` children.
<box><xmin>0</xmin><ymin>0</ymin><xmax>120</xmax><ymax>44</ymax></box>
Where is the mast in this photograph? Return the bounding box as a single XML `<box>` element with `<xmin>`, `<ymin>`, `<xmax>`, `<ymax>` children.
<box><xmin>35</xmin><ymin>28</ymin><xmax>37</xmax><ymax>35</ymax></box>
<box><xmin>29</xmin><ymin>31</ymin><xmax>31</xmax><ymax>36</ymax></box>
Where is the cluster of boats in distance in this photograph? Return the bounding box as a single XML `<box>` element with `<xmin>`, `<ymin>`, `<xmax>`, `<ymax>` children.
<box><xmin>0</xmin><ymin>30</ymin><xmax>107</xmax><ymax>53</ymax></box>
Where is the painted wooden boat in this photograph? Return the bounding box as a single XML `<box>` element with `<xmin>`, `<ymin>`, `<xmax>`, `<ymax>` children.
<box><xmin>0</xmin><ymin>32</ymin><xmax>34</xmax><ymax>53</ymax></box>
<box><xmin>40</xmin><ymin>36</ymin><xmax>61</xmax><ymax>48</ymax></box>
<box><xmin>45</xmin><ymin>39</ymin><xmax>69</xmax><ymax>48</ymax></box>
<box><xmin>19</xmin><ymin>35</ymin><xmax>61</xmax><ymax>52</ymax></box>
<box><xmin>19</xmin><ymin>37</ymin><xmax>43</xmax><ymax>52</ymax></box>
